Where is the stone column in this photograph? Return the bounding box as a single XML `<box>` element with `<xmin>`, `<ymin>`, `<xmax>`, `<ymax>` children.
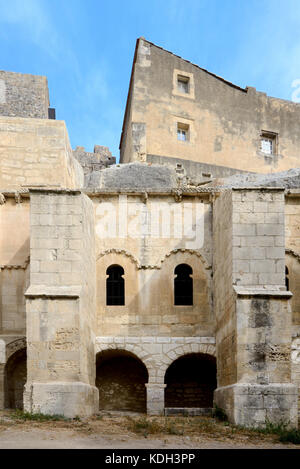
<box><xmin>146</xmin><ymin>383</ymin><xmax>166</xmax><ymax>415</ymax></box>
<box><xmin>24</xmin><ymin>190</ymin><xmax>99</xmax><ymax>418</ymax></box>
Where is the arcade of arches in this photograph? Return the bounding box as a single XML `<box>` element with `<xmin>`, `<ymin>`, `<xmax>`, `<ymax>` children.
<box><xmin>2</xmin><ymin>346</ymin><xmax>217</xmax><ymax>413</ymax></box>
<box><xmin>95</xmin><ymin>350</ymin><xmax>216</xmax><ymax>412</ymax></box>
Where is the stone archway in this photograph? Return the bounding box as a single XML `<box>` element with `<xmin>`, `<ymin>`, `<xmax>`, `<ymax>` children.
<box><xmin>96</xmin><ymin>349</ymin><xmax>149</xmax><ymax>412</ymax></box>
<box><xmin>4</xmin><ymin>347</ymin><xmax>27</xmax><ymax>410</ymax></box>
<box><xmin>164</xmin><ymin>353</ymin><xmax>217</xmax><ymax>408</ymax></box>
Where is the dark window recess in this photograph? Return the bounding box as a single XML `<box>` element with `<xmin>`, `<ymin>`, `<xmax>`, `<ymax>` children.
<box><xmin>106</xmin><ymin>265</ymin><xmax>125</xmax><ymax>305</ymax></box>
<box><xmin>174</xmin><ymin>264</ymin><xmax>193</xmax><ymax>305</ymax></box>
<box><xmin>48</xmin><ymin>108</ymin><xmax>56</xmax><ymax>120</ymax></box>
<box><xmin>285</xmin><ymin>266</ymin><xmax>289</xmax><ymax>291</ymax></box>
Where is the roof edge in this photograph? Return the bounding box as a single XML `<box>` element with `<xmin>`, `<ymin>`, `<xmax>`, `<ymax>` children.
<box><xmin>141</xmin><ymin>37</ymin><xmax>247</xmax><ymax>93</ymax></box>
<box><xmin>119</xmin><ymin>37</ymin><xmax>141</xmax><ymax>152</ymax></box>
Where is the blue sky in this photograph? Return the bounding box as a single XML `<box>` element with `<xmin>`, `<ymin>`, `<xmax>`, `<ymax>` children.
<box><xmin>1</xmin><ymin>0</ymin><xmax>300</xmax><ymax>160</ymax></box>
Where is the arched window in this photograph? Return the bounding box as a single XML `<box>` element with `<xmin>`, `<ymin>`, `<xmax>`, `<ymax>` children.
<box><xmin>285</xmin><ymin>266</ymin><xmax>289</xmax><ymax>291</ymax></box>
<box><xmin>106</xmin><ymin>265</ymin><xmax>125</xmax><ymax>305</ymax></box>
<box><xmin>174</xmin><ymin>264</ymin><xmax>193</xmax><ymax>305</ymax></box>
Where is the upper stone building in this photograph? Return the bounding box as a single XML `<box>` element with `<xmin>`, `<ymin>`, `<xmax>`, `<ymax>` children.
<box><xmin>0</xmin><ymin>40</ymin><xmax>299</xmax><ymax>429</ymax></box>
<box><xmin>120</xmin><ymin>38</ymin><xmax>300</xmax><ymax>178</ymax></box>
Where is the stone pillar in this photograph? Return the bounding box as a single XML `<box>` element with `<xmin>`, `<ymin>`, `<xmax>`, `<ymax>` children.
<box><xmin>146</xmin><ymin>384</ymin><xmax>166</xmax><ymax>415</ymax></box>
<box><xmin>213</xmin><ymin>188</ymin><xmax>298</xmax><ymax>428</ymax></box>
<box><xmin>24</xmin><ymin>190</ymin><xmax>99</xmax><ymax>418</ymax></box>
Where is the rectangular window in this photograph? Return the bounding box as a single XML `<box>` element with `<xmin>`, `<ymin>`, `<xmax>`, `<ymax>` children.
<box><xmin>177</xmin><ymin>75</ymin><xmax>189</xmax><ymax>94</ymax></box>
<box><xmin>260</xmin><ymin>131</ymin><xmax>277</xmax><ymax>156</ymax></box>
<box><xmin>261</xmin><ymin>137</ymin><xmax>273</xmax><ymax>155</ymax></box>
<box><xmin>177</xmin><ymin>128</ymin><xmax>187</xmax><ymax>141</ymax></box>
<box><xmin>177</xmin><ymin>123</ymin><xmax>189</xmax><ymax>142</ymax></box>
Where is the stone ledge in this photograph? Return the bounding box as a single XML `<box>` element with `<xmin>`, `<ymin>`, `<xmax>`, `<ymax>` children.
<box><xmin>25</xmin><ymin>285</ymin><xmax>81</xmax><ymax>299</ymax></box>
<box><xmin>29</xmin><ymin>188</ymin><xmax>82</xmax><ymax>195</ymax></box>
<box><xmin>234</xmin><ymin>286</ymin><xmax>292</xmax><ymax>298</ymax></box>
<box><xmin>232</xmin><ymin>187</ymin><xmax>285</xmax><ymax>191</ymax></box>
<box><xmin>95</xmin><ymin>336</ymin><xmax>216</xmax><ymax>345</ymax></box>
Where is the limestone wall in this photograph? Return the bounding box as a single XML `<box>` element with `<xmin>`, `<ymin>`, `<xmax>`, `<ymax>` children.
<box><xmin>285</xmin><ymin>194</ymin><xmax>300</xmax><ymax>416</ymax></box>
<box><xmin>0</xmin><ymin>116</ymin><xmax>84</xmax><ymax>190</ymax></box>
<box><xmin>214</xmin><ymin>188</ymin><xmax>297</xmax><ymax>427</ymax></box>
<box><xmin>0</xmin><ymin>71</ymin><xmax>49</xmax><ymax>119</ymax></box>
<box><xmin>213</xmin><ymin>190</ymin><xmax>236</xmax><ymax>387</ymax></box>
<box><xmin>0</xmin><ymin>196</ymin><xmax>30</xmax><ymax>334</ymax></box>
<box><xmin>0</xmin><ymin>266</ymin><xmax>28</xmax><ymax>334</ymax></box>
<box><xmin>94</xmin><ymin>193</ymin><xmax>214</xmax><ymax>337</ymax></box>
<box><xmin>232</xmin><ymin>189</ymin><xmax>285</xmax><ymax>287</ymax></box>
<box><xmin>0</xmin><ymin>196</ymin><xmax>30</xmax><ymax>266</ymax></box>
<box><xmin>285</xmin><ymin>194</ymin><xmax>300</xmax><ymax>328</ymax></box>
<box><xmin>24</xmin><ymin>190</ymin><xmax>98</xmax><ymax>417</ymax></box>
<box><xmin>121</xmin><ymin>38</ymin><xmax>300</xmax><ymax>173</ymax></box>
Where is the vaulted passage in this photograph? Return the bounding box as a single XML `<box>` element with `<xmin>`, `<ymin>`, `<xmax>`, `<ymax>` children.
<box><xmin>4</xmin><ymin>348</ymin><xmax>27</xmax><ymax>410</ymax></box>
<box><xmin>165</xmin><ymin>353</ymin><xmax>217</xmax><ymax>408</ymax></box>
<box><xmin>96</xmin><ymin>350</ymin><xmax>148</xmax><ymax>412</ymax></box>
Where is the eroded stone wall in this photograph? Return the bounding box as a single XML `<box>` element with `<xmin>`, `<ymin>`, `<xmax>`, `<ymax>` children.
<box><xmin>0</xmin><ymin>116</ymin><xmax>84</xmax><ymax>189</ymax></box>
<box><xmin>213</xmin><ymin>190</ymin><xmax>236</xmax><ymax>387</ymax></box>
<box><xmin>94</xmin><ymin>193</ymin><xmax>213</xmax><ymax>337</ymax></box>
<box><xmin>0</xmin><ymin>71</ymin><xmax>49</xmax><ymax>119</ymax></box>
<box><xmin>24</xmin><ymin>190</ymin><xmax>98</xmax><ymax>417</ymax></box>
<box><xmin>0</xmin><ymin>196</ymin><xmax>30</xmax><ymax>334</ymax></box>
<box><xmin>121</xmin><ymin>38</ymin><xmax>300</xmax><ymax>174</ymax></box>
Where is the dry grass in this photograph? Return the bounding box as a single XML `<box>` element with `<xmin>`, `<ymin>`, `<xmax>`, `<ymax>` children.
<box><xmin>0</xmin><ymin>410</ymin><xmax>298</xmax><ymax>445</ymax></box>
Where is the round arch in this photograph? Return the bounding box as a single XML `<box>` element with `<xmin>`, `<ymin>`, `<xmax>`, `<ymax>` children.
<box><xmin>6</xmin><ymin>338</ymin><xmax>26</xmax><ymax>362</ymax></box>
<box><xmin>159</xmin><ymin>343</ymin><xmax>216</xmax><ymax>381</ymax></box>
<box><xmin>95</xmin><ymin>342</ymin><xmax>155</xmax><ymax>381</ymax></box>
<box><xmin>164</xmin><ymin>352</ymin><xmax>217</xmax><ymax>408</ymax></box>
<box><xmin>4</xmin><ymin>345</ymin><xmax>27</xmax><ymax>410</ymax></box>
<box><xmin>96</xmin><ymin>348</ymin><xmax>149</xmax><ymax>413</ymax></box>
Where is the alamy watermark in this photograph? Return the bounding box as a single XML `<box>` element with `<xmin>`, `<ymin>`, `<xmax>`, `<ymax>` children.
<box><xmin>95</xmin><ymin>195</ymin><xmax>204</xmax><ymax>249</ymax></box>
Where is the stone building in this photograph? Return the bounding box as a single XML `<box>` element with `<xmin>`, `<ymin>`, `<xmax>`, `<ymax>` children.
<box><xmin>0</xmin><ymin>38</ymin><xmax>299</xmax><ymax>428</ymax></box>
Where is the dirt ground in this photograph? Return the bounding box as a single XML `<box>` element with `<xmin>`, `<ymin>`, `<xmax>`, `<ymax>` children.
<box><xmin>0</xmin><ymin>410</ymin><xmax>299</xmax><ymax>449</ymax></box>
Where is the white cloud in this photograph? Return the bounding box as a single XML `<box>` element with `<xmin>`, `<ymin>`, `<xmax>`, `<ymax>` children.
<box><xmin>0</xmin><ymin>0</ymin><xmax>80</xmax><ymax>75</ymax></box>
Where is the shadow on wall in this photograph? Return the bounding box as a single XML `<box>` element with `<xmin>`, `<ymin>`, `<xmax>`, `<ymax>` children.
<box><xmin>96</xmin><ymin>349</ymin><xmax>148</xmax><ymax>413</ymax></box>
<box><xmin>4</xmin><ymin>347</ymin><xmax>27</xmax><ymax>410</ymax></box>
<box><xmin>164</xmin><ymin>353</ymin><xmax>217</xmax><ymax>408</ymax></box>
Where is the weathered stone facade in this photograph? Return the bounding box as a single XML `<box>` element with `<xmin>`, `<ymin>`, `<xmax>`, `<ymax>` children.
<box><xmin>120</xmin><ymin>38</ymin><xmax>300</xmax><ymax>177</ymax></box>
<box><xmin>0</xmin><ymin>39</ymin><xmax>299</xmax><ymax>428</ymax></box>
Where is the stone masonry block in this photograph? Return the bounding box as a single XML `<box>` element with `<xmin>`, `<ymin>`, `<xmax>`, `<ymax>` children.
<box><xmin>240</xmin><ymin>236</ymin><xmax>274</xmax><ymax>247</ymax></box>
<box><xmin>258</xmin><ymin>273</ymin><xmax>284</xmax><ymax>285</ymax></box>
<box><xmin>39</xmin><ymin>260</ymin><xmax>72</xmax><ymax>273</ymax></box>
<box><xmin>239</xmin><ymin>213</ymin><xmax>264</xmax><ymax>224</ymax></box>
<box><xmin>250</xmin><ymin>260</ymin><xmax>276</xmax><ymax>273</ymax></box>
<box><xmin>234</xmin><ymin>247</ymin><xmax>265</xmax><ymax>260</ymax></box>
<box><xmin>256</xmin><ymin>224</ymin><xmax>283</xmax><ymax>236</ymax></box>
<box><xmin>233</xmin><ymin>224</ymin><xmax>256</xmax><ymax>236</ymax></box>
<box><xmin>266</xmin><ymin>247</ymin><xmax>284</xmax><ymax>259</ymax></box>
